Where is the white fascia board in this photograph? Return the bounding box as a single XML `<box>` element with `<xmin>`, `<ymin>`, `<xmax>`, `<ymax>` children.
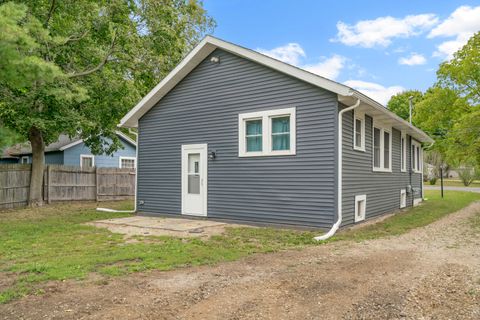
<box><xmin>115</xmin><ymin>131</ymin><xmax>137</xmax><ymax>147</ymax></box>
<box><xmin>59</xmin><ymin>139</ymin><xmax>83</xmax><ymax>151</ymax></box>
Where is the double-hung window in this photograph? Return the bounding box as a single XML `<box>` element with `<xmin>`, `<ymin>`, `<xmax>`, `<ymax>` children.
<box><xmin>411</xmin><ymin>140</ymin><xmax>422</xmax><ymax>173</ymax></box>
<box><xmin>119</xmin><ymin>156</ymin><xmax>136</xmax><ymax>169</ymax></box>
<box><xmin>372</xmin><ymin>123</ymin><xmax>392</xmax><ymax>172</ymax></box>
<box><xmin>400</xmin><ymin>133</ymin><xmax>406</xmax><ymax>172</ymax></box>
<box><xmin>239</xmin><ymin>107</ymin><xmax>296</xmax><ymax>157</ymax></box>
<box><xmin>353</xmin><ymin>111</ymin><xmax>365</xmax><ymax>151</ymax></box>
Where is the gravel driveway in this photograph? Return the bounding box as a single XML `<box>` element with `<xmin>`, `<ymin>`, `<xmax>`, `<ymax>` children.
<box><xmin>1</xmin><ymin>202</ymin><xmax>480</xmax><ymax>320</ymax></box>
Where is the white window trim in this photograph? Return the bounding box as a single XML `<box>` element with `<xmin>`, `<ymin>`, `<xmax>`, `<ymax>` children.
<box><xmin>354</xmin><ymin>194</ymin><xmax>367</xmax><ymax>222</ymax></box>
<box><xmin>400</xmin><ymin>189</ymin><xmax>407</xmax><ymax>208</ymax></box>
<box><xmin>21</xmin><ymin>156</ymin><xmax>29</xmax><ymax>164</ymax></box>
<box><xmin>372</xmin><ymin>122</ymin><xmax>392</xmax><ymax>172</ymax></box>
<box><xmin>80</xmin><ymin>154</ymin><xmax>95</xmax><ymax>168</ymax></box>
<box><xmin>238</xmin><ymin>107</ymin><xmax>296</xmax><ymax>157</ymax></box>
<box><xmin>119</xmin><ymin>156</ymin><xmax>136</xmax><ymax>169</ymax></box>
<box><xmin>412</xmin><ymin>140</ymin><xmax>422</xmax><ymax>173</ymax></box>
<box><xmin>401</xmin><ymin>133</ymin><xmax>407</xmax><ymax>172</ymax></box>
<box><xmin>353</xmin><ymin>110</ymin><xmax>365</xmax><ymax>152</ymax></box>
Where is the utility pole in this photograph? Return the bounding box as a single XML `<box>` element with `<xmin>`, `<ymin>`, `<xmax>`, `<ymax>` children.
<box><xmin>409</xmin><ymin>96</ymin><xmax>413</xmax><ymax>124</ymax></box>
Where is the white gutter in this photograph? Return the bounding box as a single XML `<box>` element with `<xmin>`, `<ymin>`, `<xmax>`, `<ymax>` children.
<box><xmin>314</xmin><ymin>98</ymin><xmax>361</xmax><ymax>241</ymax></box>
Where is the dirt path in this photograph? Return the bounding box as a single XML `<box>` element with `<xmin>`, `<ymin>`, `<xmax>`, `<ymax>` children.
<box><xmin>2</xmin><ymin>203</ymin><xmax>480</xmax><ymax>320</ymax></box>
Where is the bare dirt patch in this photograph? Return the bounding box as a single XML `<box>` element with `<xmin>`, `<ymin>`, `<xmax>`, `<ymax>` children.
<box><xmin>86</xmin><ymin>216</ymin><xmax>253</xmax><ymax>238</ymax></box>
<box><xmin>1</xmin><ymin>202</ymin><xmax>480</xmax><ymax>320</ymax></box>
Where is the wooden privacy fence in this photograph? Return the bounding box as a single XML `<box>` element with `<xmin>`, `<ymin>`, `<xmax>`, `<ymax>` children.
<box><xmin>1</xmin><ymin>164</ymin><xmax>135</xmax><ymax>209</ymax></box>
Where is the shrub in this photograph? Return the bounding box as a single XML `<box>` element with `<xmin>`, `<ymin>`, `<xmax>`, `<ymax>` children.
<box><xmin>429</xmin><ymin>177</ymin><xmax>437</xmax><ymax>185</ymax></box>
<box><xmin>458</xmin><ymin>167</ymin><xmax>475</xmax><ymax>186</ymax></box>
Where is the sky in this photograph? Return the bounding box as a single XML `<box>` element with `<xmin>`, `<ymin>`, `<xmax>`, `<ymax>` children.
<box><xmin>203</xmin><ymin>0</ymin><xmax>480</xmax><ymax>105</ymax></box>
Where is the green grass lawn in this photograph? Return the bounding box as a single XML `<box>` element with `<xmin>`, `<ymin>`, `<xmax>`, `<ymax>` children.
<box><xmin>1</xmin><ymin>190</ymin><xmax>479</xmax><ymax>303</ymax></box>
<box><xmin>428</xmin><ymin>179</ymin><xmax>480</xmax><ymax>187</ymax></box>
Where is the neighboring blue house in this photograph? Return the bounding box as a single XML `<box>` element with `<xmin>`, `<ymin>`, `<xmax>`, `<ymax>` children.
<box><xmin>0</xmin><ymin>131</ymin><xmax>136</xmax><ymax>168</ymax></box>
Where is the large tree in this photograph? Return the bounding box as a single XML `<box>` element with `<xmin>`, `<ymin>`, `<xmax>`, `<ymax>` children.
<box><xmin>386</xmin><ymin>90</ymin><xmax>423</xmax><ymax>123</ymax></box>
<box><xmin>437</xmin><ymin>32</ymin><xmax>480</xmax><ymax>166</ymax></box>
<box><xmin>0</xmin><ymin>1</ymin><xmax>214</xmax><ymax>206</ymax></box>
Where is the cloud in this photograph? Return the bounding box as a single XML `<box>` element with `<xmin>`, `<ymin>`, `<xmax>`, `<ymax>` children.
<box><xmin>333</xmin><ymin>14</ymin><xmax>439</xmax><ymax>47</ymax></box>
<box><xmin>303</xmin><ymin>55</ymin><xmax>346</xmax><ymax>80</ymax></box>
<box><xmin>344</xmin><ymin>80</ymin><xmax>404</xmax><ymax>105</ymax></box>
<box><xmin>257</xmin><ymin>43</ymin><xmax>305</xmax><ymax>65</ymax></box>
<box><xmin>257</xmin><ymin>43</ymin><xmax>346</xmax><ymax>80</ymax></box>
<box><xmin>428</xmin><ymin>5</ymin><xmax>480</xmax><ymax>59</ymax></box>
<box><xmin>398</xmin><ymin>53</ymin><xmax>427</xmax><ymax>66</ymax></box>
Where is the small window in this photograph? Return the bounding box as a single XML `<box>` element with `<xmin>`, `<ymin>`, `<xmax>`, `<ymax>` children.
<box><xmin>119</xmin><ymin>157</ymin><xmax>136</xmax><ymax>169</ymax></box>
<box><xmin>353</xmin><ymin>111</ymin><xmax>365</xmax><ymax>151</ymax></box>
<box><xmin>400</xmin><ymin>134</ymin><xmax>406</xmax><ymax>172</ymax></box>
<box><xmin>80</xmin><ymin>155</ymin><xmax>94</xmax><ymax>168</ymax></box>
<box><xmin>372</xmin><ymin>123</ymin><xmax>392</xmax><ymax>172</ymax></box>
<box><xmin>373</xmin><ymin>127</ymin><xmax>381</xmax><ymax>168</ymax></box>
<box><xmin>383</xmin><ymin>131</ymin><xmax>390</xmax><ymax>169</ymax></box>
<box><xmin>239</xmin><ymin>107</ymin><xmax>296</xmax><ymax>157</ymax></box>
<box><xmin>400</xmin><ymin>189</ymin><xmax>407</xmax><ymax>208</ymax></box>
<box><xmin>187</xmin><ymin>153</ymin><xmax>200</xmax><ymax>194</ymax></box>
<box><xmin>271</xmin><ymin>116</ymin><xmax>290</xmax><ymax>151</ymax></box>
<box><xmin>20</xmin><ymin>156</ymin><xmax>29</xmax><ymax>164</ymax></box>
<box><xmin>245</xmin><ymin>119</ymin><xmax>263</xmax><ymax>152</ymax></box>
<box><xmin>412</xmin><ymin>140</ymin><xmax>422</xmax><ymax>173</ymax></box>
<box><xmin>355</xmin><ymin>195</ymin><xmax>366</xmax><ymax>222</ymax></box>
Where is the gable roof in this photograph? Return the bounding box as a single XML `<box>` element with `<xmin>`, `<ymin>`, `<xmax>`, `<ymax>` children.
<box><xmin>119</xmin><ymin>36</ymin><xmax>433</xmax><ymax>144</ymax></box>
<box><xmin>2</xmin><ymin>131</ymin><xmax>136</xmax><ymax>157</ymax></box>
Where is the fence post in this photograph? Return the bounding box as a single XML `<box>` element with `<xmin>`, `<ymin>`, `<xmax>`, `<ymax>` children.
<box><xmin>95</xmin><ymin>166</ymin><xmax>99</xmax><ymax>202</ymax></box>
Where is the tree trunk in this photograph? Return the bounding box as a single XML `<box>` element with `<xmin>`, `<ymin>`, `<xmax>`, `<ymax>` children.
<box><xmin>28</xmin><ymin>127</ymin><xmax>45</xmax><ymax>206</ymax></box>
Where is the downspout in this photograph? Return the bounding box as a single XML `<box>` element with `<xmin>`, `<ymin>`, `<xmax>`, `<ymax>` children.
<box><xmin>97</xmin><ymin>128</ymin><xmax>138</xmax><ymax>213</ymax></box>
<box><xmin>314</xmin><ymin>98</ymin><xmax>361</xmax><ymax>241</ymax></box>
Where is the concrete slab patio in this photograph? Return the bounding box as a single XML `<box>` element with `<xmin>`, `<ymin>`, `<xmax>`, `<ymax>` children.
<box><xmin>87</xmin><ymin>216</ymin><xmax>252</xmax><ymax>238</ymax></box>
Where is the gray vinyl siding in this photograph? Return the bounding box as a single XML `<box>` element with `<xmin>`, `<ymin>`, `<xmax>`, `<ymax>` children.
<box><xmin>341</xmin><ymin>107</ymin><xmax>423</xmax><ymax>226</ymax></box>
<box><xmin>137</xmin><ymin>49</ymin><xmax>338</xmax><ymax>228</ymax></box>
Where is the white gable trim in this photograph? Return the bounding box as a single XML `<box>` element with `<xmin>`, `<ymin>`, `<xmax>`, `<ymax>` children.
<box><xmin>118</xmin><ymin>36</ymin><xmax>433</xmax><ymax>144</ymax></box>
<box><xmin>59</xmin><ymin>139</ymin><xmax>83</xmax><ymax>151</ymax></box>
<box><xmin>59</xmin><ymin>131</ymin><xmax>136</xmax><ymax>151</ymax></box>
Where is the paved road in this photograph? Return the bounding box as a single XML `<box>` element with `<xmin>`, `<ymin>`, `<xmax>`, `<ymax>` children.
<box><xmin>424</xmin><ymin>186</ymin><xmax>480</xmax><ymax>193</ymax></box>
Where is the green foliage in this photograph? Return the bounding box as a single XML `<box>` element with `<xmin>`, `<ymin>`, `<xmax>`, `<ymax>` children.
<box><xmin>414</xmin><ymin>87</ymin><xmax>471</xmax><ymax>158</ymax></box>
<box><xmin>0</xmin><ymin>0</ymin><xmax>214</xmax><ymax>153</ymax></box>
<box><xmin>437</xmin><ymin>32</ymin><xmax>480</xmax><ymax>104</ymax></box>
<box><xmin>446</xmin><ymin>108</ymin><xmax>480</xmax><ymax>165</ymax></box>
<box><xmin>457</xmin><ymin>167</ymin><xmax>478</xmax><ymax>186</ymax></box>
<box><xmin>429</xmin><ymin>177</ymin><xmax>437</xmax><ymax>185</ymax></box>
<box><xmin>387</xmin><ymin>90</ymin><xmax>423</xmax><ymax>122</ymax></box>
<box><xmin>0</xmin><ymin>125</ymin><xmax>23</xmax><ymax>152</ymax></box>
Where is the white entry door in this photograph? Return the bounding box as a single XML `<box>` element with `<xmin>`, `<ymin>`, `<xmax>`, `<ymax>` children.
<box><xmin>181</xmin><ymin>144</ymin><xmax>207</xmax><ymax>216</ymax></box>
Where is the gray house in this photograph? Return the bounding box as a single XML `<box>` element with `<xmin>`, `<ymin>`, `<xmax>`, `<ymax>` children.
<box><xmin>1</xmin><ymin>131</ymin><xmax>137</xmax><ymax>169</ymax></box>
<box><xmin>119</xmin><ymin>36</ymin><xmax>433</xmax><ymax>231</ymax></box>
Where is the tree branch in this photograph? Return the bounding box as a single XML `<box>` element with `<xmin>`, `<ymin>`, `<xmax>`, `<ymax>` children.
<box><xmin>44</xmin><ymin>0</ymin><xmax>56</xmax><ymax>28</ymax></box>
<box><xmin>62</xmin><ymin>30</ymin><xmax>89</xmax><ymax>45</ymax></box>
<box><xmin>67</xmin><ymin>30</ymin><xmax>117</xmax><ymax>78</ymax></box>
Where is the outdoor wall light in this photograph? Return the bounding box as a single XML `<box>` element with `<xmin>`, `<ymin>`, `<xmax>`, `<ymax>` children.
<box><xmin>210</xmin><ymin>56</ymin><xmax>220</xmax><ymax>64</ymax></box>
<box><xmin>208</xmin><ymin>150</ymin><xmax>217</xmax><ymax>160</ymax></box>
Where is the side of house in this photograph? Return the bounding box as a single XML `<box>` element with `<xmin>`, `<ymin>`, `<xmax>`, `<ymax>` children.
<box><xmin>341</xmin><ymin>108</ymin><xmax>423</xmax><ymax>225</ymax></box>
<box><xmin>137</xmin><ymin>49</ymin><xmax>339</xmax><ymax>228</ymax></box>
<box><xmin>120</xmin><ymin>36</ymin><xmax>432</xmax><ymax>229</ymax></box>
